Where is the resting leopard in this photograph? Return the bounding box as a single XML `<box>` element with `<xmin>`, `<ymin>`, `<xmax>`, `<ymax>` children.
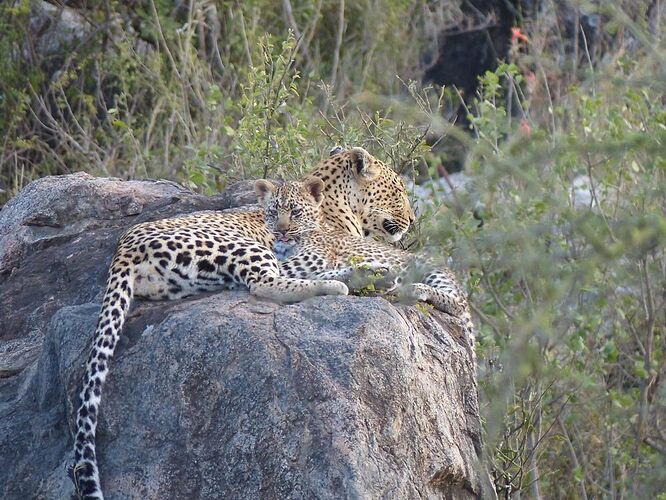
<box><xmin>255</xmin><ymin>177</ymin><xmax>475</xmax><ymax>349</ymax></box>
<box><xmin>68</xmin><ymin>146</ymin><xmax>414</xmax><ymax>500</ymax></box>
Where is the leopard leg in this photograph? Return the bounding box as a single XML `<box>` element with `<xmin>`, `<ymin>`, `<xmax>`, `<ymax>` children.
<box><xmin>248</xmin><ymin>273</ymin><xmax>348</xmax><ymax>302</ymax></box>
<box><xmin>407</xmin><ymin>270</ymin><xmax>475</xmax><ymax>350</ymax></box>
<box><xmin>277</xmin><ymin>253</ymin><xmax>388</xmax><ymax>294</ymax></box>
<box><xmin>313</xmin><ymin>268</ymin><xmax>357</xmax><ymax>280</ymax></box>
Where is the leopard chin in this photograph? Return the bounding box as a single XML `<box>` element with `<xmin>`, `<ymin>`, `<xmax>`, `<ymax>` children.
<box><xmin>273</xmin><ymin>239</ymin><xmax>298</xmax><ymax>260</ymax></box>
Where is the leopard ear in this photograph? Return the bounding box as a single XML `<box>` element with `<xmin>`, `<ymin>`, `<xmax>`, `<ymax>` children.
<box><xmin>349</xmin><ymin>147</ymin><xmax>380</xmax><ymax>182</ymax></box>
<box><xmin>255</xmin><ymin>179</ymin><xmax>277</xmax><ymax>207</ymax></box>
<box><xmin>329</xmin><ymin>145</ymin><xmax>344</xmax><ymax>156</ymax></box>
<box><xmin>303</xmin><ymin>176</ymin><xmax>325</xmax><ymax>205</ymax></box>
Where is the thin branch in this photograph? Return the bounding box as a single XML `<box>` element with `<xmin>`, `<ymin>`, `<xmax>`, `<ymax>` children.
<box><xmin>262</xmin><ymin>36</ymin><xmax>302</xmax><ymax>178</ymax></box>
<box><xmin>468</xmin><ymin>301</ymin><xmax>503</xmax><ymax>338</ymax></box>
<box><xmin>557</xmin><ymin>416</ymin><xmax>590</xmax><ymax>500</ymax></box>
<box><xmin>302</xmin><ymin>0</ymin><xmax>323</xmax><ymax>60</ymax></box>
<box><xmin>645</xmin><ymin>436</ymin><xmax>666</xmax><ymax>456</ymax></box>
<box><xmin>453</xmin><ymin>84</ymin><xmax>480</xmax><ymax>140</ymax></box>
<box><xmin>281</xmin><ymin>0</ymin><xmax>312</xmax><ymax>67</ymax></box>
<box><xmin>480</xmin><ymin>267</ymin><xmax>516</xmax><ymax>321</ymax></box>
<box><xmin>149</xmin><ymin>0</ymin><xmax>182</xmax><ymax>81</ymax></box>
<box><xmin>237</xmin><ymin>4</ymin><xmax>254</xmax><ymax>67</ymax></box>
<box><xmin>330</xmin><ymin>0</ymin><xmax>345</xmax><ymax>86</ymax></box>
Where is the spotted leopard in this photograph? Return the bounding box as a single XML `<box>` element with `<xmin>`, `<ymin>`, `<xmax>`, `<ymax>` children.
<box><xmin>256</xmin><ymin>177</ymin><xmax>475</xmax><ymax>348</ymax></box>
<box><xmin>68</xmin><ymin>147</ymin><xmax>414</xmax><ymax>500</ymax></box>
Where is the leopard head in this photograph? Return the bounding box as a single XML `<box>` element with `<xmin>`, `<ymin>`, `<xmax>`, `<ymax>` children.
<box><xmin>255</xmin><ymin>177</ymin><xmax>324</xmax><ymax>256</ymax></box>
<box><xmin>313</xmin><ymin>147</ymin><xmax>415</xmax><ymax>242</ymax></box>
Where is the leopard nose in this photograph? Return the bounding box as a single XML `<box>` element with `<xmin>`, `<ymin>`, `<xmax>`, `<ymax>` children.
<box><xmin>382</xmin><ymin>219</ymin><xmax>401</xmax><ymax>236</ymax></box>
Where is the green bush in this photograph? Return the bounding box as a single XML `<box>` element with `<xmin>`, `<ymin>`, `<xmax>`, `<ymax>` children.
<box><xmin>1</xmin><ymin>1</ymin><xmax>664</xmax><ymax>497</ymax></box>
<box><xmin>0</xmin><ymin>0</ymin><xmax>431</xmax><ymax>203</ymax></box>
<box><xmin>441</xmin><ymin>56</ymin><xmax>666</xmax><ymax>498</ymax></box>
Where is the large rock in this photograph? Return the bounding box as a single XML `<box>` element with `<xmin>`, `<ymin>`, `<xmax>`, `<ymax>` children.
<box><xmin>27</xmin><ymin>1</ymin><xmax>95</xmax><ymax>74</ymax></box>
<box><xmin>0</xmin><ymin>173</ymin><xmax>492</xmax><ymax>499</ymax></box>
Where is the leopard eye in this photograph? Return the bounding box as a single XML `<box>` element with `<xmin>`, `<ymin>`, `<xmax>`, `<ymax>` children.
<box><xmin>291</xmin><ymin>207</ymin><xmax>302</xmax><ymax>217</ymax></box>
<box><xmin>267</xmin><ymin>208</ymin><xmax>278</xmax><ymax>217</ymax></box>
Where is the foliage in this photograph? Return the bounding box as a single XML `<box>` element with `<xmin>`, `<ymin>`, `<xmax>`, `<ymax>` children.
<box><xmin>1</xmin><ymin>1</ymin><xmax>665</xmax><ymax>498</ymax></box>
<box><xmin>0</xmin><ymin>0</ymin><xmax>432</xmax><ymax>202</ymax></box>
<box><xmin>439</xmin><ymin>52</ymin><xmax>666</xmax><ymax>500</ymax></box>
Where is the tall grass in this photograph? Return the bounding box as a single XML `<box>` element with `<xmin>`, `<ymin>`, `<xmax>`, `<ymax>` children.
<box><xmin>1</xmin><ymin>1</ymin><xmax>664</xmax><ymax>497</ymax></box>
<box><xmin>0</xmin><ymin>0</ymin><xmax>442</xmax><ymax>202</ymax></box>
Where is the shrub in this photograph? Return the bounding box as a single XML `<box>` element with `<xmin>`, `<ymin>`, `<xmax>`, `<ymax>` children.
<box><xmin>438</xmin><ymin>52</ymin><xmax>666</xmax><ymax>499</ymax></box>
<box><xmin>1</xmin><ymin>2</ymin><xmax>664</xmax><ymax>497</ymax></box>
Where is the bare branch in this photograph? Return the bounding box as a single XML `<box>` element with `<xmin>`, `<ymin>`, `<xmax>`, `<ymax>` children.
<box><xmin>281</xmin><ymin>0</ymin><xmax>312</xmax><ymax>67</ymax></box>
<box><xmin>330</xmin><ymin>0</ymin><xmax>345</xmax><ymax>87</ymax></box>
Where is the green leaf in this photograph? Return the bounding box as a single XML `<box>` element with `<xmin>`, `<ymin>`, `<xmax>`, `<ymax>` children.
<box><xmin>603</xmin><ymin>340</ymin><xmax>619</xmax><ymax>363</ymax></box>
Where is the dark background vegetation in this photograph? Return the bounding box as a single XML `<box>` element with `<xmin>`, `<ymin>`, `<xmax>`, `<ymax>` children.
<box><xmin>1</xmin><ymin>0</ymin><xmax>665</xmax><ymax>497</ymax></box>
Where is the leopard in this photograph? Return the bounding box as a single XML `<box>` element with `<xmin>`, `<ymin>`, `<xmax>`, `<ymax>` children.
<box><xmin>255</xmin><ymin>177</ymin><xmax>475</xmax><ymax>350</ymax></box>
<box><xmin>68</xmin><ymin>146</ymin><xmax>415</xmax><ymax>500</ymax></box>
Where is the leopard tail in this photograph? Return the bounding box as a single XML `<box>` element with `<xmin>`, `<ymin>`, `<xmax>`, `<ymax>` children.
<box><xmin>68</xmin><ymin>255</ymin><xmax>134</xmax><ymax>500</ymax></box>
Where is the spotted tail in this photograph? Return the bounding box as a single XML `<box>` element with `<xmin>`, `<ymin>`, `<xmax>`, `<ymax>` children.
<box><xmin>68</xmin><ymin>258</ymin><xmax>134</xmax><ymax>500</ymax></box>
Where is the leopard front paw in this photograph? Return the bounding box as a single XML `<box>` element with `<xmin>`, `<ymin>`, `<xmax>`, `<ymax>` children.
<box><xmin>320</xmin><ymin>280</ymin><xmax>349</xmax><ymax>296</ymax></box>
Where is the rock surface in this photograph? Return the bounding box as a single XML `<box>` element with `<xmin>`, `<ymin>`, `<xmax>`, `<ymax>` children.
<box><xmin>0</xmin><ymin>173</ymin><xmax>492</xmax><ymax>499</ymax></box>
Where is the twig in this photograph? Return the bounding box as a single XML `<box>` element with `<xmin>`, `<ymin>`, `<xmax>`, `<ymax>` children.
<box><xmin>149</xmin><ymin>0</ymin><xmax>182</xmax><ymax>81</ymax></box>
<box><xmin>480</xmin><ymin>267</ymin><xmax>516</xmax><ymax>321</ymax></box>
<box><xmin>644</xmin><ymin>436</ymin><xmax>666</xmax><ymax>456</ymax></box>
<box><xmin>302</xmin><ymin>0</ymin><xmax>323</xmax><ymax>62</ymax></box>
<box><xmin>237</xmin><ymin>4</ymin><xmax>253</xmax><ymax>67</ymax></box>
<box><xmin>624</xmin><ymin>311</ymin><xmax>646</xmax><ymax>356</ymax></box>
<box><xmin>439</xmin><ymin>164</ymin><xmax>466</xmax><ymax>217</ymax></box>
<box><xmin>281</xmin><ymin>0</ymin><xmax>312</xmax><ymax>67</ymax></box>
<box><xmin>452</xmin><ymin>85</ymin><xmax>479</xmax><ymax>140</ymax></box>
<box><xmin>634</xmin><ymin>256</ymin><xmax>657</xmax><ymax>486</ymax></box>
<box><xmin>469</xmin><ymin>301</ymin><xmax>503</xmax><ymax>338</ymax></box>
<box><xmin>556</xmin><ymin>416</ymin><xmax>590</xmax><ymax>500</ymax></box>
<box><xmin>584</xmin><ymin>152</ymin><xmax>616</xmax><ymax>241</ymax></box>
<box><xmin>330</xmin><ymin>0</ymin><xmax>345</xmax><ymax>86</ymax></box>
<box><xmin>579</xmin><ymin>21</ymin><xmax>596</xmax><ymax>93</ymax></box>
<box><xmin>262</xmin><ymin>35</ymin><xmax>302</xmax><ymax>178</ymax></box>
<box><xmin>398</xmin><ymin>125</ymin><xmax>429</xmax><ymax>175</ymax></box>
